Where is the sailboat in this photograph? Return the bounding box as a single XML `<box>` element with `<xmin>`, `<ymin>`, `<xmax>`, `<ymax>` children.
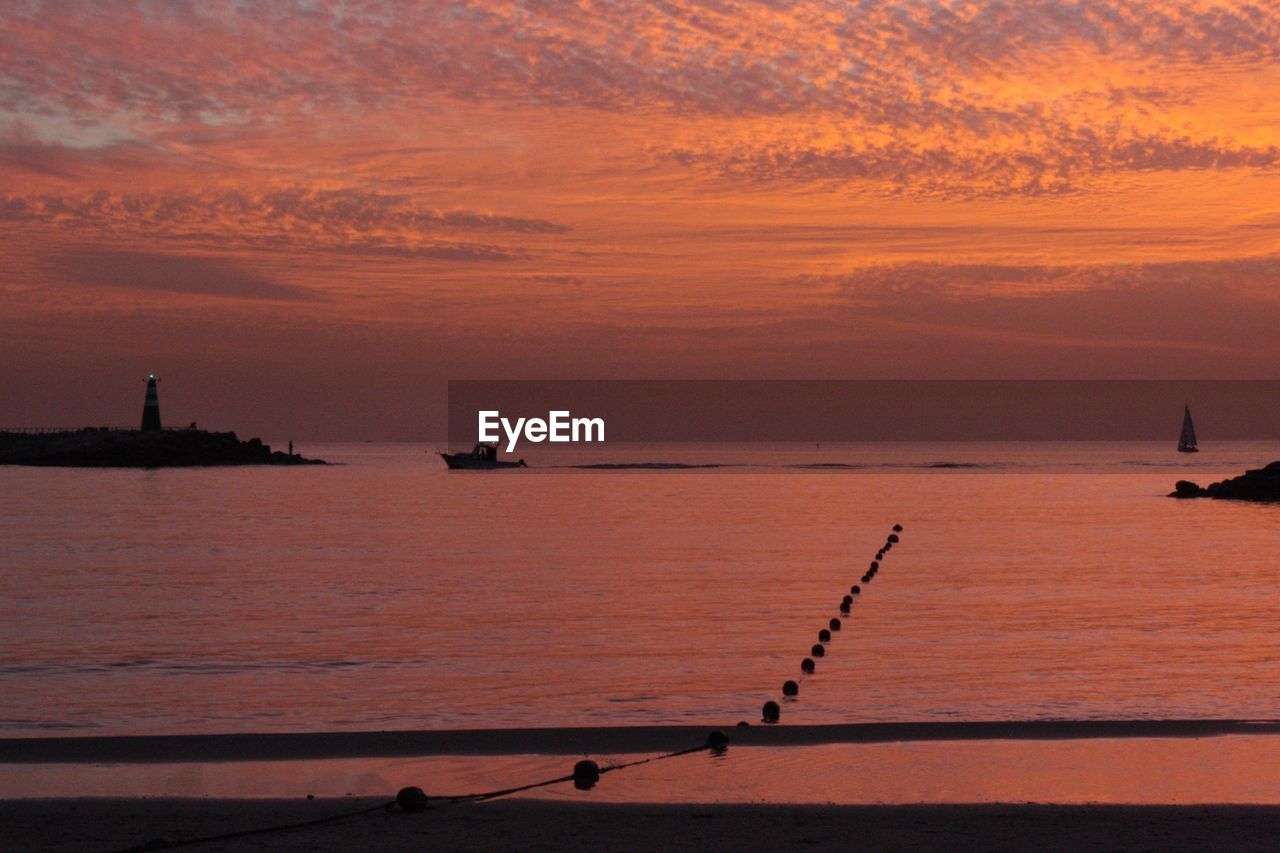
<box><xmin>1177</xmin><ymin>404</ymin><xmax>1199</xmax><ymax>453</ymax></box>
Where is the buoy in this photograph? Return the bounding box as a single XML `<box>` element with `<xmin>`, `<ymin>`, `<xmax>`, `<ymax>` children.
<box><xmin>861</xmin><ymin>574</ymin><xmax>871</xmax><ymax>583</ymax></box>
<box><xmin>573</xmin><ymin>759</ymin><xmax>601</xmax><ymax>790</ymax></box>
<box><xmin>801</xmin><ymin>657</ymin><xmax>815</xmax><ymax>673</ymax></box>
<box><xmin>737</xmin><ymin>720</ymin><xmax>751</xmax><ymax>726</ymax></box>
<box><xmin>396</xmin><ymin>786</ymin><xmax>429</xmax><ymax>812</ymax></box>
<box><xmin>783</xmin><ymin>680</ymin><xmax>799</xmax><ymax>696</ymax></box>
<box><xmin>870</xmin><ymin>561</ymin><xmax>879</xmax><ymax>570</ymax></box>
<box><xmin>888</xmin><ymin>534</ymin><xmax>899</xmax><ymax>543</ymax></box>
<box><xmin>707</xmin><ymin>730</ymin><xmax>730</xmax><ymax>753</ymax></box>
<box><xmin>842</xmin><ymin>594</ymin><xmax>853</xmax><ymax>605</ymax></box>
<box><xmin>851</xmin><ymin>585</ymin><xmax>861</xmax><ymax>595</ymax></box>
<box><xmin>811</xmin><ymin>644</ymin><xmax>825</xmax><ymax>657</ymax></box>
<box><xmin>839</xmin><ymin>601</ymin><xmax>851</xmax><ymax>613</ymax></box>
<box><xmin>829</xmin><ymin>618</ymin><xmax>841</xmax><ymax>631</ymax></box>
<box><xmin>762</xmin><ymin>700</ymin><xmax>780</xmax><ymax>723</ymax></box>
<box><xmin>893</xmin><ymin>524</ymin><xmax>903</xmax><ymax>532</ymax></box>
<box><xmin>818</xmin><ymin>629</ymin><xmax>831</xmax><ymax>642</ymax></box>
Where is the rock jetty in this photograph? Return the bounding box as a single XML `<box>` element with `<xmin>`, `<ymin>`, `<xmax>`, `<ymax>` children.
<box><xmin>1171</xmin><ymin>461</ymin><xmax>1280</xmax><ymax>502</ymax></box>
<box><xmin>0</xmin><ymin>428</ymin><xmax>324</xmax><ymax>468</ymax></box>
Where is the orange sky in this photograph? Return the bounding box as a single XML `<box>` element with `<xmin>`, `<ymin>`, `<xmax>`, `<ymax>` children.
<box><xmin>2</xmin><ymin>1</ymin><xmax>1280</xmax><ymax>438</ymax></box>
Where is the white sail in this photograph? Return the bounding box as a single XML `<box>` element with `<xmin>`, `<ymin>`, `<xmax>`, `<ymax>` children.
<box><xmin>1178</xmin><ymin>405</ymin><xmax>1198</xmax><ymax>452</ymax></box>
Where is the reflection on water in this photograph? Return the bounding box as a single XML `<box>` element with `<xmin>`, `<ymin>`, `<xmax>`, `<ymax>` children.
<box><xmin>1</xmin><ymin>442</ymin><xmax>1279</xmax><ymax>736</ymax></box>
<box><xmin>5</xmin><ymin>736</ymin><xmax>1280</xmax><ymax>804</ymax></box>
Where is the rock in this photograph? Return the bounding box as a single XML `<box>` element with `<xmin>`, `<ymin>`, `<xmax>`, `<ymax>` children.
<box><xmin>1170</xmin><ymin>462</ymin><xmax>1280</xmax><ymax>502</ymax></box>
<box><xmin>1172</xmin><ymin>480</ymin><xmax>1206</xmax><ymax>498</ymax></box>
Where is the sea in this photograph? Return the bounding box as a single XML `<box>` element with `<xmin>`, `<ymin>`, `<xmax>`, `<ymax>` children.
<box><xmin>2</xmin><ymin>441</ymin><xmax>1279</xmax><ymax>740</ymax></box>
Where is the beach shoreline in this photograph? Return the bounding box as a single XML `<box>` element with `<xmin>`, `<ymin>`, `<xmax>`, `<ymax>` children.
<box><xmin>6</xmin><ymin>798</ymin><xmax>1280</xmax><ymax>852</ymax></box>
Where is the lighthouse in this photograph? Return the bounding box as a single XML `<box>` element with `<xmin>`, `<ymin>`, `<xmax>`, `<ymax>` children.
<box><xmin>140</xmin><ymin>374</ymin><xmax>162</xmax><ymax>431</ymax></box>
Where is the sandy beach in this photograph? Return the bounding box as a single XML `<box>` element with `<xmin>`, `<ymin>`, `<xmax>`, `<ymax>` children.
<box><xmin>6</xmin><ymin>724</ymin><xmax>1280</xmax><ymax>850</ymax></box>
<box><xmin>5</xmin><ymin>798</ymin><xmax>1280</xmax><ymax>852</ymax></box>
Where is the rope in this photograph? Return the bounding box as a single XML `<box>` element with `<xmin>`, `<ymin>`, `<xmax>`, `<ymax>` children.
<box><xmin>106</xmin><ymin>741</ymin><xmax>716</xmax><ymax>852</ymax></box>
<box><xmin>442</xmin><ymin>742</ymin><xmax>711</xmax><ymax>803</ymax></box>
<box><xmin>108</xmin><ymin>802</ymin><xmax>394</xmax><ymax>853</ymax></box>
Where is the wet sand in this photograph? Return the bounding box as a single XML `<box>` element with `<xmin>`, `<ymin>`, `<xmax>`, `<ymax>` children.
<box><xmin>5</xmin><ymin>799</ymin><xmax>1280</xmax><ymax>852</ymax></box>
<box><xmin>4</xmin><ymin>719</ymin><xmax>1280</xmax><ymax>763</ymax></box>
<box><xmin>8</xmin><ymin>724</ymin><xmax>1280</xmax><ymax>850</ymax></box>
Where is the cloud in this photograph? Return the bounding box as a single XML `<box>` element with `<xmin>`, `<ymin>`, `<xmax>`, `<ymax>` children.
<box><xmin>50</xmin><ymin>249</ymin><xmax>317</xmax><ymax>301</ymax></box>
<box><xmin>791</xmin><ymin>255</ymin><xmax>1280</xmax><ymax>357</ymax></box>
<box><xmin>0</xmin><ymin>185</ymin><xmax>561</xmax><ymax>258</ymax></box>
<box><xmin>4</xmin><ymin>1</ymin><xmax>1279</xmax><ymax>123</ymax></box>
<box><xmin>668</xmin><ymin>128</ymin><xmax>1280</xmax><ymax>198</ymax></box>
<box><xmin>806</xmin><ymin>255</ymin><xmax>1280</xmax><ymax>301</ymax></box>
<box><xmin>0</xmin><ymin>136</ymin><xmax>163</xmax><ymax>179</ymax></box>
<box><xmin>4</xmin><ymin>1</ymin><xmax>1279</xmax><ymax>203</ymax></box>
<box><xmin>521</xmin><ymin>274</ymin><xmax>585</xmax><ymax>286</ymax></box>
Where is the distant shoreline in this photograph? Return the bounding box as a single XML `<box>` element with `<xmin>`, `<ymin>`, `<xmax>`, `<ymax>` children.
<box><xmin>4</xmin><ymin>719</ymin><xmax>1280</xmax><ymax>764</ymax></box>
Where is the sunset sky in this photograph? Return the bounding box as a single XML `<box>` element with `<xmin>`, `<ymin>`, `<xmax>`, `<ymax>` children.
<box><xmin>3</xmin><ymin>1</ymin><xmax>1280</xmax><ymax>438</ymax></box>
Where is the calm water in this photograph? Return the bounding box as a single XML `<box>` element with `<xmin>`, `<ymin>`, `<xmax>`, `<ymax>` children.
<box><xmin>7</xmin><ymin>732</ymin><xmax>1280</xmax><ymax>799</ymax></box>
<box><xmin>9</xmin><ymin>737</ymin><xmax>1280</xmax><ymax>803</ymax></box>
<box><xmin>2</xmin><ymin>442</ymin><xmax>1278</xmax><ymax>738</ymax></box>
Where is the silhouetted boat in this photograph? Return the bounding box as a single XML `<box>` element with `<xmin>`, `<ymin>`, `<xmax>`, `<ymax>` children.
<box><xmin>439</xmin><ymin>442</ymin><xmax>527</xmax><ymax>469</ymax></box>
<box><xmin>1177</xmin><ymin>404</ymin><xmax>1199</xmax><ymax>453</ymax></box>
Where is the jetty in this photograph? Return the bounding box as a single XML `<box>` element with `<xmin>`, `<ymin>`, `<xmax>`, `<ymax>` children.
<box><xmin>0</xmin><ymin>375</ymin><xmax>324</xmax><ymax>468</ymax></box>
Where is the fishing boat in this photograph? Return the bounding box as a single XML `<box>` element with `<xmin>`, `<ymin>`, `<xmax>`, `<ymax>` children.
<box><xmin>439</xmin><ymin>442</ymin><xmax>527</xmax><ymax>469</ymax></box>
<box><xmin>1177</xmin><ymin>404</ymin><xmax>1199</xmax><ymax>453</ymax></box>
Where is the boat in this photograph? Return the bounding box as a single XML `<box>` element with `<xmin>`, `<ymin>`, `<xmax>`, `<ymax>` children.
<box><xmin>439</xmin><ymin>442</ymin><xmax>527</xmax><ymax>469</ymax></box>
<box><xmin>1177</xmin><ymin>404</ymin><xmax>1199</xmax><ymax>453</ymax></box>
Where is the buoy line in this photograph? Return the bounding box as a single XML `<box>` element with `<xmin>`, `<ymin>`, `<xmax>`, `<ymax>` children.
<box><xmin>109</xmin><ymin>525</ymin><xmax>905</xmax><ymax>851</ymax></box>
<box><xmin>759</xmin><ymin>524</ymin><xmax>904</xmax><ymax>725</ymax></box>
<box><xmin>107</xmin><ymin>734</ymin><xmax>729</xmax><ymax>852</ymax></box>
<box><xmin>431</xmin><ymin>737</ymin><xmax>724</xmax><ymax>804</ymax></box>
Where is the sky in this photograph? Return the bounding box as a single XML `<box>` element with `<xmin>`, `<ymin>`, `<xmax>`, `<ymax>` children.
<box><xmin>2</xmin><ymin>1</ymin><xmax>1279</xmax><ymax>439</ymax></box>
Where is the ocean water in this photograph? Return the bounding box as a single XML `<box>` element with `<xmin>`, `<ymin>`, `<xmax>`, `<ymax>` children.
<box><xmin>1</xmin><ymin>442</ymin><xmax>1278</xmax><ymax>738</ymax></box>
